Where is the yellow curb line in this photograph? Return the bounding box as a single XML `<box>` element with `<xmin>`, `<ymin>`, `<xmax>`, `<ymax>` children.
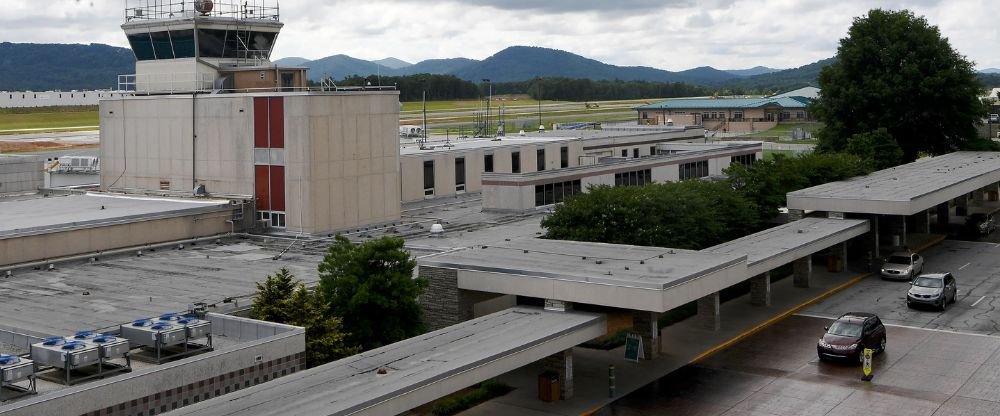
<box><xmin>912</xmin><ymin>235</ymin><xmax>946</xmax><ymax>253</ymax></box>
<box><xmin>687</xmin><ymin>272</ymin><xmax>870</xmax><ymax>364</ymax></box>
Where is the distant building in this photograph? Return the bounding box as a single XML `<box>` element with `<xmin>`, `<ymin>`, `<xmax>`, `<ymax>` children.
<box><xmin>635</xmin><ymin>89</ymin><xmax>816</xmax><ymax>134</ymax></box>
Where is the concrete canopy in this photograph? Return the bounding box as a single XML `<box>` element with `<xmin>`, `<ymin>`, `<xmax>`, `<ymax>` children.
<box><xmin>703</xmin><ymin>217</ymin><xmax>870</xmax><ymax>277</ymax></box>
<box><xmin>787</xmin><ymin>152</ymin><xmax>1000</xmax><ymax>216</ymax></box>
<box><xmin>420</xmin><ymin>238</ymin><xmax>748</xmax><ymax>313</ymax></box>
<box><xmin>166</xmin><ymin>307</ymin><xmax>605</xmax><ymax>416</ymax></box>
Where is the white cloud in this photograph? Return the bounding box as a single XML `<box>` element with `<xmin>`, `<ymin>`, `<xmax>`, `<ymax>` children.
<box><xmin>1</xmin><ymin>0</ymin><xmax>997</xmax><ymax>71</ymax></box>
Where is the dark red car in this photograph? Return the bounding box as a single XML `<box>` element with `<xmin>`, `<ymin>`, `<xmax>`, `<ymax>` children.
<box><xmin>817</xmin><ymin>312</ymin><xmax>886</xmax><ymax>363</ymax></box>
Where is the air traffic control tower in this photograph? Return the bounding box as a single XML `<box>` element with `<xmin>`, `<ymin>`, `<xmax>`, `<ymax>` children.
<box><xmin>120</xmin><ymin>0</ymin><xmax>302</xmax><ymax>92</ymax></box>
<box><xmin>104</xmin><ymin>1</ymin><xmax>403</xmax><ymax>235</ymax></box>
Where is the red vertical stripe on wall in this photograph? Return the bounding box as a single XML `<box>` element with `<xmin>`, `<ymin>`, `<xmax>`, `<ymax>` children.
<box><xmin>255</xmin><ymin>165</ymin><xmax>271</xmax><ymax>211</ymax></box>
<box><xmin>268</xmin><ymin>97</ymin><xmax>285</xmax><ymax>148</ymax></box>
<box><xmin>253</xmin><ymin>97</ymin><xmax>270</xmax><ymax>148</ymax></box>
<box><xmin>269</xmin><ymin>166</ymin><xmax>286</xmax><ymax>211</ymax></box>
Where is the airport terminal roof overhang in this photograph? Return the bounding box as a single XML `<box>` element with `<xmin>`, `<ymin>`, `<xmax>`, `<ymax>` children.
<box><xmin>702</xmin><ymin>217</ymin><xmax>870</xmax><ymax>277</ymax></box>
<box><xmin>787</xmin><ymin>152</ymin><xmax>1000</xmax><ymax>216</ymax></box>
<box><xmin>166</xmin><ymin>307</ymin><xmax>605</xmax><ymax>416</ymax></box>
<box><xmin>419</xmin><ymin>238</ymin><xmax>747</xmax><ymax>313</ymax></box>
<box><xmin>400</xmin><ymin>136</ymin><xmax>578</xmax><ymax>156</ymax></box>
<box><xmin>0</xmin><ymin>193</ymin><xmax>232</xmax><ymax>240</ymax></box>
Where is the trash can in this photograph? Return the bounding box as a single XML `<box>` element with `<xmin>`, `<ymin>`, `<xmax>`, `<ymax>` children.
<box><xmin>538</xmin><ymin>371</ymin><xmax>560</xmax><ymax>402</ymax></box>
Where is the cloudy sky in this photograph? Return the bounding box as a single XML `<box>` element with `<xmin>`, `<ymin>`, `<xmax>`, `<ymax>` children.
<box><xmin>4</xmin><ymin>0</ymin><xmax>998</xmax><ymax>71</ymax></box>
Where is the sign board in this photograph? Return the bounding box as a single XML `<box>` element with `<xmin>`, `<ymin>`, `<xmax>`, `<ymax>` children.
<box><xmin>862</xmin><ymin>348</ymin><xmax>874</xmax><ymax>380</ymax></box>
<box><xmin>624</xmin><ymin>334</ymin><xmax>643</xmax><ymax>363</ymax></box>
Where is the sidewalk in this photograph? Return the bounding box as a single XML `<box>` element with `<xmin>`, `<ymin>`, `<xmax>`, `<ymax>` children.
<box><xmin>461</xmin><ymin>267</ymin><xmax>870</xmax><ymax>416</ymax></box>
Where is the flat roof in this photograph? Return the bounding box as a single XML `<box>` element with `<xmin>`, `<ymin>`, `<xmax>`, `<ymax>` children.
<box><xmin>421</xmin><ymin>238</ymin><xmax>744</xmax><ymax>291</ymax></box>
<box><xmin>703</xmin><ymin>217</ymin><xmax>870</xmax><ymax>276</ymax></box>
<box><xmin>0</xmin><ymin>192</ymin><xmax>231</xmax><ymax>239</ymax></box>
<box><xmin>168</xmin><ymin>307</ymin><xmax>605</xmax><ymax>416</ymax></box>
<box><xmin>787</xmin><ymin>152</ymin><xmax>1000</xmax><ymax>215</ymax></box>
<box><xmin>400</xmin><ymin>136</ymin><xmax>577</xmax><ymax>156</ymax></box>
<box><xmin>0</xmin><ymin>239</ymin><xmax>324</xmax><ymax>339</ymax></box>
<box><xmin>636</xmin><ymin>96</ymin><xmax>809</xmax><ymax>111</ymax></box>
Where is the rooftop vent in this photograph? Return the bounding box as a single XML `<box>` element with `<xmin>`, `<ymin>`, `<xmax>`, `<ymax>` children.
<box><xmin>430</xmin><ymin>223</ymin><xmax>445</xmax><ymax>235</ymax></box>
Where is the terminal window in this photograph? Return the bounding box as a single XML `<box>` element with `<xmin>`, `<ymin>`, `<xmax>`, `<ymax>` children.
<box><xmin>512</xmin><ymin>151</ymin><xmax>521</xmax><ymax>173</ymax></box>
<box><xmin>455</xmin><ymin>157</ymin><xmax>466</xmax><ymax>192</ymax></box>
<box><xmin>484</xmin><ymin>154</ymin><xmax>494</xmax><ymax>173</ymax></box>
<box><xmin>615</xmin><ymin>169</ymin><xmax>652</xmax><ymax>187</ymax></box>
<box><xmin>731</xmin><ymin>153</ymin><xmax>757</xmax><ymax>168</ymax></box>
<box><xmin>560</xmin><ymin>146</ymin><xmax>569</xmax><ymax>168</ymax></box>
<box><xmin>679</xmin><ymin>160</ymin><xmax>709</xmax><ymax>180</ymax></box>
<box><xmin>535</xmin><ymin>179</ymin><xmax>583</xmax><ymax>207</ymax></box>
<box><xmin>537</xmin><ymin>148</ymin><xmax>545</xmax><ymax>171</ymax></box>
<box><xmin>423</xmin><ymin>160</ymin><xmax>435</xmax><ymax>196</ymax></box>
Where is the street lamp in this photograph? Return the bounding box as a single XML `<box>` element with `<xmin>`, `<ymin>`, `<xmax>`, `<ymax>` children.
<box><xmin>482</xmin><ymin>79</ymin><xmax>492</xmax><ymax>136</ymax></box>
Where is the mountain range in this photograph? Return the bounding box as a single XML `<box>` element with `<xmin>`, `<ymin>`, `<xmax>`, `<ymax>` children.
<box><xmin>2</xmin><ymin>41</ymin><xmax>998</xmax><ymax>93</ymax></box>
<box><xmin>275</xmin><ymin>46</ymin><xmax>787</xmax><ymax>86</ymax></box>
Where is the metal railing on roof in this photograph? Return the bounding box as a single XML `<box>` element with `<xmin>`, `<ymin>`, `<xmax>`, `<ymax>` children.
<box><xmin>125</xmin><ymin>0</ymin><xmax>279</xmax><ymax>22</ymax></box>
<box><xmin>117</xmin><ymin>73</ymin><xmax>397</xmax><ymax>94</ymax></box>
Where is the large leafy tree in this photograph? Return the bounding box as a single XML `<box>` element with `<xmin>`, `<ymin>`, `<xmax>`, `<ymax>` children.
<box><xmin>726</xmin><ymin>153</ymin><xmax>871</xmax><ymax>220</ymax></box>
<box><xmin>541</xmin><ymin>180</ymin><xmax>758</xmax><ymax>250</ymax></box>
<box><xmin>813</xmin><ymin>9</ymin><xmax>989</xmax><ymax>161</ymax></box>
<box><xmin>318</xmin><ymin>236</ymin><xmax>426</xmax><ymax>350</ymax></box>
<box><xmin>250</xmin><ymin>268</ymin><xmax>355</xmax><ymax>366</ymax></box>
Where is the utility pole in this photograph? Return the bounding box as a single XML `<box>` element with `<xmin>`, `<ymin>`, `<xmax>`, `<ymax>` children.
<box><xmin>482</xmin><ymin>79</ymin><xmax>492</xmax><ymax>136</ymax></box>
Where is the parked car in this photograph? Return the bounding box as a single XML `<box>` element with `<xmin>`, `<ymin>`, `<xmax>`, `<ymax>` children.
<box><xmin>990</xmin><ymin>113</ymin><xmax>999</xmax><ymax>123</ymax></box>
<box><xmin>964</xmin><ymin>213</ymin><xmax>996</xmax><ymax>236</ymax></box>
<box><xmin>817</xmin><ymin>312</ymin><xmax>887</xmax><ymax>363</ymax></box>
<box><xmin>880</xmin><ymin>251</ymin><xmax>923</xmax><ymax>280</ymax></box>
<box><xmin>907</xmin><ymin>273</ymin><xmax>957</xmax><ymax>310</ymax></box>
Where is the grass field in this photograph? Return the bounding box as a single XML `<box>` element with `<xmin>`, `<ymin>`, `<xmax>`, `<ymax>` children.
<box><xmin>0</xmin><ymin>108</ymin><xmax>99</xmax><ymax>133</ymax></box>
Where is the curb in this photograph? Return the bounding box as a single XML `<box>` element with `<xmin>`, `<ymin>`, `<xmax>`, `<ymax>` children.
<box><xmin>687</xmin><ymin>272</ymin><xmax>871</xmax><ymax>364</ymax></box>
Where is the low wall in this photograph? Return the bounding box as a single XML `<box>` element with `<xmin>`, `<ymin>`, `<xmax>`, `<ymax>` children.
<box><xmin>0</xmin><ymin>314</ymin><xmax>305</xmax><ymax>416</ymax></box>
<box><xmin>0</xmin><ymin>156</ymin><xmax>44</xmax><ymax>194</ymax></box>
<box><xmin>0</xmin><ymin>207</ymin><xmax>235</xmax><ymax>267</ymax></box>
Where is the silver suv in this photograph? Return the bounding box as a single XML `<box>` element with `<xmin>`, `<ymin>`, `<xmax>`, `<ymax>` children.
<box><xmin>907</xmin><ymin>273</ymin><xmax>957</xmax><ymax>311</ymax></box>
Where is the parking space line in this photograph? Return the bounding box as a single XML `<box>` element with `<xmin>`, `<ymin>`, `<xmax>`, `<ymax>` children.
<box><xmin>959</xmin><ymin>262</ymin><xmax>971</xmax><ymax>270</ymax></box>
<box><xmin>972</xmin><ymin>296</ymin><xmax>987</xmax><ymax>307</ymax></box>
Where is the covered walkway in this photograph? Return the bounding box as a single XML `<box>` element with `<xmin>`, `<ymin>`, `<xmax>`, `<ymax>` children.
<box><xmin>168</xmin><ymin>307</ymin><xmax>605</xmax><ymax>416</ymax></box>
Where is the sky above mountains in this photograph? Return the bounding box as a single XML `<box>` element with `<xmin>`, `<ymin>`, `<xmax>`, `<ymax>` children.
<box><xmin>4</xmin><ymin>0</ymin><xmax>998</xmax><ymax>71</ymax></box>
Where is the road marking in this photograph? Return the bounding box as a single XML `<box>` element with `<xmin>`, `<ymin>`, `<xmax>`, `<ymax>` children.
<box><xmin>972</xmin><ymin>296</ymin><xmax>987</xmax><ymax>307</ymax></box>
<box><xmin>688</xmin><ymin>272</ymin><xmax>871</xmax><ymax>364</ymax></box>
<box><xmin>959</xmin><ymin>262</ymin><xmax>971</xmax><ymax>270</ymax></box>
<box><xmin>879</xmin><ymin>322</ymin><xmax>999</xmax><ymax>338</ymax></box>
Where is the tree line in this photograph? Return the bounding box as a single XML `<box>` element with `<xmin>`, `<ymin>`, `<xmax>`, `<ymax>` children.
<box><xmin>329</xmin><ymin>73</ymin><xmax>715</xmax><ymax>102</ymax></box>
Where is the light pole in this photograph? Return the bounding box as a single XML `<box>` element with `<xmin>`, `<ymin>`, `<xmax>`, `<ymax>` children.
<box><xmin>482</xmin><ymin>79</ymin><xmax>492</xmax><ymax>136</ymax></box>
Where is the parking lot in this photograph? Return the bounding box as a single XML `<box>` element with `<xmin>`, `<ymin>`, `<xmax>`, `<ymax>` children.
<box><xmin>602</xmin><ymin>314</ymin><xmax>1000</xmax><ymax>416</ymax></box>
<box><xmin>804</xmin><ymin>239</ymin><xmax>1000</xmax><ymax>334</ymax></box>
<box><xmin>598</xmin><ymin>237</ymin><xmax>1000</xmax><ymax>415</ymax></box>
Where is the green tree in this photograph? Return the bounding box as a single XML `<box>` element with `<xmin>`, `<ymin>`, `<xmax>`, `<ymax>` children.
<box><xmin>726</xmin><ymin>153</ymin><xmax>871</xmax><ymax>220</ymax></box>
<box><xmin>284</xmin><ymin>284</ymin><xmax>356</xmax><ymax>365</ymax></box>
<box><xmin>541</xmin><ymin>181</ymin><xmax>758</xmax><ymax>249</ymax></box>
<box><xmin>318</xmin><ymin>236</ymin><xmax>427</xmax><ymax>350</ymax></box>
<box><xmin>813</xmin><ymin>9</ymin><xmax>990</xmax><ymax>161</ymax></box>
<box><xmin>846</xmin><ymin>128</ymin><xmax>904</xmax><ymax>170</ymax></box>
<box><xmin>250</xmin><ymin>268</ymin><xmax>356</xmax><ymax>366</ymax></box>
<box><xmin>250</xmin><ymin>267</ymin><xmax>298</xmax><ymax>323</ymax></box>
